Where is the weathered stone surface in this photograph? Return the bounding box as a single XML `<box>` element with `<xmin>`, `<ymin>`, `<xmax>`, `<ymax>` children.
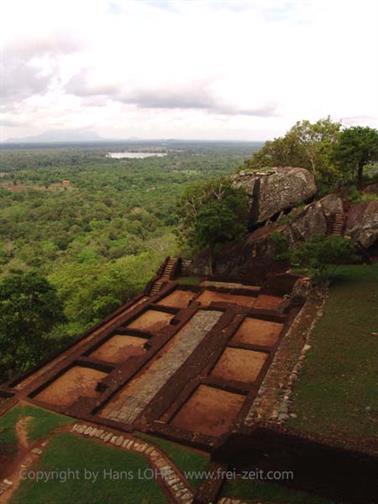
<box><xmin>345</xmin><ymin>201</ymin><xmax>378</xmax><ymax>248</ymax></box>
<box><xmin>232</xmin><ymin>167</ymin><xmax>317</xmax><ymax>225</ymax></box>
<box><xmin>319</xmin><ymin>193</ymin><xmax>343</xmax><ymax>218</ymax></box>
<box><xmin>286</xmin><ymin>200</ymin><xmax>327</xmax><ymax>242</ymax></box>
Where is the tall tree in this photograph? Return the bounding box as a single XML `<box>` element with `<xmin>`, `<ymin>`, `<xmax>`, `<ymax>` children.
<box><xmin>331</xmin><ymin>126</ymin><xmax>378</xmax><ymax>188</ymax></box>
<box><xmin>0</xmin><ymin>272</ymin><xmax>66</xmax><ymax>381</ymax></box>
<box><xmin>246</xmin><ymin>117</ymin><xmax>342</xmax><ymax>186</ymax></box>
<box><xmin>177</xmin><ymin>179</ymin><xmax>249</xmax><ymax>275</ymax></box>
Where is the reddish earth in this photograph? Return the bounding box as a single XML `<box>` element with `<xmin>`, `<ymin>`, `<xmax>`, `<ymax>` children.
<box><xmin>128</xmin><ymin>309</ymin><xmax>174</xmax><ymax>332</ymax></box>
<box><xmin>158</xmin><ymin>289</ymin><xmax>196</xmax><ymax>308</ymax></box>
<box><xmin>232</xmin><ymin>317</ymin><xmax>284</xmax><ymax>347</ymax></box>
<box><xmin>196</xmin><ymin>290</ymin><xmax>256</xmax><ymax>308</ymax></box>
<box><xmin>14</xmin><ymin>296</ymin><xmax>148</xmax><ymax>391</ymax></box>
<box><xmin>35</xmin><ymin>366</ymin><xmax>107</xmax><ymax>407</ymax></box>
<box><xmin>89</xmin><ymin>335</ymin><xmax>148</xmax><ymax>364</ymax></box>
<box><xmin>210</xmin><ymin>347</ymin><xmax>268</xmax><ymax>383</ymax></box>
<box><xmin>171</xmin><ymin>385</ymin><xmax>245</xmax><ymax>437</ymax></box>
<box><xmin>254</xmin><ymin>294</ymin><xmax>283</xmax><ymax>310</ymax></box>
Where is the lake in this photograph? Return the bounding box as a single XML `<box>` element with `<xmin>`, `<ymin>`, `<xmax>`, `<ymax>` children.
<box><xmin>107</xmin><ymin>152</ymin><xmax>167</xmax><ymax>159</ymax></box>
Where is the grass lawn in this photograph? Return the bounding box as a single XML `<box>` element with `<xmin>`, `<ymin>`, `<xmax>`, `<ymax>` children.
<box><xmin>137</xmin><ymin>432</ymin><xmax>209</xmax><ymax>488</ymax></box>
<box><xmin>288</xmin><ymin>264</ymin><xmax>378</xmax><ymax>444</ymax></box>
<box><xmin>221</xmin><ymin>478</ymin><xmax>336</xmax><ymax>504</ymax></box>
<box><xmin>0</xmin><ymin>404</ymin><xmax>74</xmax><ymax>453</ymax></box>
<box><xmin>10</xmin><ymin>433</ymin><xmax>167</xmax><ymax>504</ymax></box>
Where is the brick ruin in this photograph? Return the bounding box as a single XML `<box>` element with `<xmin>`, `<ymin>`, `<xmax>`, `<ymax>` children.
<box><xmin>1</xmin><ymin>258</ymin><xmax>300</xmax><ymax>444</ymax></box>
<box><xmin>1</xmin><ymin>257</ymin><xmax>376</xmax><ymax>504</ymax></box>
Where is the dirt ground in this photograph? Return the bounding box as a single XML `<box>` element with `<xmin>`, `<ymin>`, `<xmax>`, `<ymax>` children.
<box><xmin>232</xmin><ymin>317</ymin><xmax>284</xmax><ymax>347</ymax></box>
<box><xmin>158</xmin><ymin>289</ymin><xmax>196</xmax><ymax>308</ymax></box>
<box><xmin>89</xmin><ymin>335</ymin><xmax>148</xmax><ymax>363</ymax></box>
<box><xmin>210</xmin><ymin>347</ymin><xmax>268</xmax><ymax>383</ymax></box>
<box><xmin>171</xmin><ymin>385</ymin><xmax>245</xmax><ymax>437</ymax></box>
<box><xmin>196</xmin><ymin>290</ymin><xmax>256</xmax><ymax>308</ymax></box>
<box><xmin>128</xmin><ymin>309</ymin><xmax>174</xmax><ymax>332</ymax></box>
<box><xmin>35</xmin><ymin>366</ymin><xmax>107</xmax><ymax>407</ymax></box>
<box><xmin>14</xmin><ymin>296</ymin><xmax>149</xmax><ymax>391</ymax></box>
<box><xmin>254</xmin><ymin>294</ymin><xmax>283</xmax><ymax>310</ymax></box>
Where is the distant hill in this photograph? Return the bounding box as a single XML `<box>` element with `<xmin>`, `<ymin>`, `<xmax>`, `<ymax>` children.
<box><xmin>4</xmin><ymin>128</ymin><xmax>106</xmax><ymax>144</ymax></box>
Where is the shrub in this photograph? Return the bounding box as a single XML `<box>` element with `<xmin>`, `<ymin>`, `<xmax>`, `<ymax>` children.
<box><xmin>289</xmin><ymin>235</ymin><xmax>358</xmax><ymax>280</ymax></box>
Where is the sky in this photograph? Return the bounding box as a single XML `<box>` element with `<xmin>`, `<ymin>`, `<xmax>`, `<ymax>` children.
<box><xmin>0</xmin><ymin>0</ymin><xmax>377</xmax><ymax>141</ymax></box>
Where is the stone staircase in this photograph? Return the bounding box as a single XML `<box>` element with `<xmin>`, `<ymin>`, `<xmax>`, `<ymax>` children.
<box><xmin>150</xmin><ymin>256</ymin><xmax>179</xmax><ymax>296</ymax></box>
<box><xmin>332</xmin><ymin>211</ymin><xmax>345</xmax><ymax>236</ymax></box>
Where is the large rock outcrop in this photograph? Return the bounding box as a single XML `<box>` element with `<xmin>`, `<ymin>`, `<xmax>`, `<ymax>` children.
<box><xmin>285</xmin><ymin>193</ymin><xmax>343</xmax><ymax>242</ymax></box>
<box><xmin>232</xmin><ymin>167</ymin><xmax>317</xmax><ymax>226</ymax></box>
<box><xmin>345</xmin><ymin>201</ymin><xmax>378</xmax><ymax>248</ymax></box>
<box><xmin>188</xmin><ymin>193</ymin><xmax>345</xmax><ymax>282</ymax></box>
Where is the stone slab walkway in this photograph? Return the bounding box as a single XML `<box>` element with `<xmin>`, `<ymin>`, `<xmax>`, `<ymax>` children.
<box><xmin>101</xmin><ymin>310</ymin><xmax>222</xmax><ymax>424</ymax></box>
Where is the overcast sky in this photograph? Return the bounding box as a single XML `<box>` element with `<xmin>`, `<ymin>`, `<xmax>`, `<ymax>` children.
<box><xmin>1</xmin><ymin>0</ymin><xmax>377</xmax><ymax>141</ymax></box>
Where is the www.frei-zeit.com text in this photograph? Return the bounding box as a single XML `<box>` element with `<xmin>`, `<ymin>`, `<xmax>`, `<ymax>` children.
<box><xmin>20</xmin><ymin>467</ymin><xmax>294</xmax><ymax>484</ymax></box>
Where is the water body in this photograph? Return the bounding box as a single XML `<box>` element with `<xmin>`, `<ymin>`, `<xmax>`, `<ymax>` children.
<box><xmin>107</xmin><ymin>152</ymin><xmax>167</xmax><ymax>159</ymax></box>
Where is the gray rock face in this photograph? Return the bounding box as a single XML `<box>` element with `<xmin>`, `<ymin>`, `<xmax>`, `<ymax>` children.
<box><xmin>345</xmin><ymin>201</ymin><xmax>378</xmax><ymax>248</ymax></box>
<box><xmin>285</xmin><ymin>193</ymin><xmax>343</xmax><ymax>242</ymax></box>
<box><xmin>232</xmin><ymin>167</ymin><xmax>317</xmax><ymax>225</ymax></box>
<box><xmin>319</xmin><ymin>193</ymin><xmax>344</xmax><ymax>218</ymax></box>
<box><xmin>286</xmin><ymin>201</ymin><xmax>328</xmax><ymax>242</ymax></box>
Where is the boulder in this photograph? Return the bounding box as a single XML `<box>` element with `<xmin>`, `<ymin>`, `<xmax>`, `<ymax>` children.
<box><xmin>345</xmin><ymin>201</ymin><xmax>378</xmax><ymax>249</ymax></box>
<box><xmin>319</xmin><ymin>193</ymin><xmax>344</xmax><ymax>218</ymax></box>
<box><xmin>286</xmin><ymin>201</ymin><xmax>328</xmax><ymax>242</ymax></box>
<box><xmin>232</xmin><ymin>167</ymin><xmax>317</xmax><ymax>225</ymax></box>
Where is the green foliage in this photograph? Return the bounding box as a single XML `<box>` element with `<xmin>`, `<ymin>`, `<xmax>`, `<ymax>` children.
<box><xmin>271</xmin><ymin>232</ymin><xmax>290</xmax><ymax>261</ymax></box>
<box><xmin>177</xmin><ymin>178</ymin><xmax>249</xmax><ymax>272</ymax></box>
<box><xmin>0</xmin><ymin>272</ymin><xmax>65</xmax><ymax>380</ymax></box>
<box><xmin>289</xmin><ymin>235</ymin><xmax>357</xmax><ymax>279</ymax></box>
<box><xmin>245</xmin><ymin>117</ymin><xmax>342</xmax><ymax>189</ymax></box>
<box><xmin>49</xmin><ymin>251</ymin><xmax>163</xmax><ymax>326</ymax></box>
<box><xmin>0</xmin><ymin>144</ymin><xmax>254</xmax><ymax>380</ymax></box>
<box><xmin>331</xmin><ymin>126</ymin><xmax>378</xmax><ymax>188</ymax></box>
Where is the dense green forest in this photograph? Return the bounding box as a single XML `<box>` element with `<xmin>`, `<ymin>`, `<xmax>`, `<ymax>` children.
<box><xmin>0</xmin><ymin>143</ymin><xmax>257</xmax><ymax>347</ymax></box>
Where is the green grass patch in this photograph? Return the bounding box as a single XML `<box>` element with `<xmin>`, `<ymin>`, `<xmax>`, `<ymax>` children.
<box><xmin>137</xmin><ymin>432</ymin><xmax>209</xmax><ymax>488</ymax></box>
<box><xmin>10</xmin><ymin>433</ymin><xmax>166</xmax><ymax>504</ymax></box>
<box><xmin>175</xmin><ymin>276</ymin><xmax>201</xmax><ymax>286</ymax></box>
<box><xmin>288</xmin><ymin>264</ymin><xmax>378</xmax><ymax>441</ymax></box>
<box><xmin>0</xmin><ymin>404</ymin><xmax>74</xmax><ymax>453</ymax></box>
<box><xmin>0</xmin><ymin>406</ymin><xmax>20</xmax><ymax>451</ymax></box>
<box><xmin>221</xmin><ymin>478</ymin><xmax>336</xmax><ymax>503</ymax></box>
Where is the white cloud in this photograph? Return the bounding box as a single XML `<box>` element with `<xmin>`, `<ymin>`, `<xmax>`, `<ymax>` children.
<box><xmin>0</xmin><ymin>0</ymin><xmax>377</xmax><ymax>141</ymax></box>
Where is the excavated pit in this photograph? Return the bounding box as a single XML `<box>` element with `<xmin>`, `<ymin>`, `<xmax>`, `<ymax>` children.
<box><xmin>210</xmin><ymin>347</ymin><xmax>268</xmax><ymax>383</ymax></box>
<box><xmin>89</xmin><ymin>335</ymin><xmax>148</xmax><ymax>364</ymax></box>
<box><xmin>171</xmin><ymin>384</ymin><xmax>245</xmax><ymax>437</ymax></box>
<box><xmin>35</xmin><ymin>366</ymin><xmax>107</xmax><ymax>407</ymax></box>
<box><xmin>127</xmin><ymin>309</ymin><xmax>174</xmax><ymax>332</ymax></box>
<box><xmin>254</xmin><ymin>294</ymin><xmax>283</xmax><ymax>310</ymax></box>
<box><xmin>157</xmin><ymin>289</ymin><xmax>196</xmax><ymax>308</ymax></box>
<box><xmin>232</xmin><ymin>317</ymin><xmax>284</xmax><ymax>347</ymax></box>
<box><xmin>196</xmin><ymin>290</ymin><xmax>256</xmax><ymax>308</ymax></box>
